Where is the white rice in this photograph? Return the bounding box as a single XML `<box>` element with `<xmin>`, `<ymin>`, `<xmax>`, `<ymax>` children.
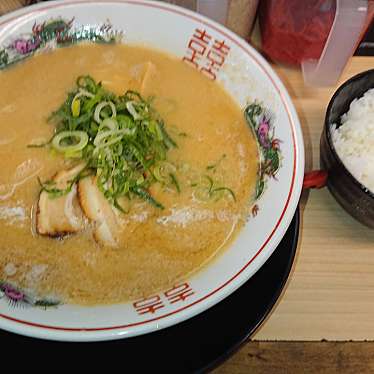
<box><xmin>331</xmin><ymin>88</ymin><xmax>374</xmax><ymax>193</ymax></box>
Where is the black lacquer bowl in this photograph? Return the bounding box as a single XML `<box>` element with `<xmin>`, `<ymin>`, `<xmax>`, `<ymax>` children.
<box><xmin>321</xmin><ymin>69</ymin><xmax>374</xmax><ymax>228</ymax></box>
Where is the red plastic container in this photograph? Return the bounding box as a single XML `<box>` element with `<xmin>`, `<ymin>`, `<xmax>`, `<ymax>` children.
<box><xmin>259</xmin><ymin>0</ymin><xmax>336</xmax><ymax>66</ymax></box>
<box><xmin>259</xmin><ymin>0</ymin><xmax>372</xmax><ymax>86</ymax></box>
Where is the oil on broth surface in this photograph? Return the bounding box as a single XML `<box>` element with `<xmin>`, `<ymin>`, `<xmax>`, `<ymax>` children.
<box><xmin>0</xmin><ymin>44</ymin><xmax>258</xmax><ymax>305</ymax></box>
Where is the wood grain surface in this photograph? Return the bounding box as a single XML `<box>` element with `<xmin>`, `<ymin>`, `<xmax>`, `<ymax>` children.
<box><xmin>252</xmin><ymin>58</ymin><xmax>374</xmax><ymax>341</ymax></box>
<box><xmin>0</xmin><ymin>0</ymin><xmax>23</xmax><ymax>16</ymax></box>
<box><xmin>213</xmin><ymin>342</ymin><xmax>374</xmax><ymax>374</ymax></box>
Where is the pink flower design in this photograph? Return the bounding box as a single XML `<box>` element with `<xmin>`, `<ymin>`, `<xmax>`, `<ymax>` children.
<box><xmin>257</xmin><ymin>119</ymin><xmax>271</xmax><ymax>148</ymax></box>
<box><xmin>0</xmin><ymin>281</ymin><xmax>60</xmax><ymax>309</ymax></box>
<box><xmin>12</xmin><ymin>37</ymin><xmax>40</xmax><ymax>55</ymax></box>
<box><xmin>3</xmin><ymin>284</ymin><xmax>25</xmax><ymax>301</ymax></box>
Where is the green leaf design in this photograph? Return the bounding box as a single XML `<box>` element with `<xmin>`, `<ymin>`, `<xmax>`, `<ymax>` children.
<box><xmin>264</xmin><ymin>147</ymin><xmax>280</xmax><ymax>175</ymax></box>
<box><xmin>255</xmin><ymin>179</ymin><xmax>265</xmax><ymax>200</ymax></box>
<box><xmin>0</xmin><ymin>49</ymin><xmax>8</xmax><ymax>67</ymax></box>
<box><xmin>244</xmin><ymin>101</ymin><xmax>282</xmax><ymax>205</ymax></box>
<box><xmin>34</xmin><ymin>299</ymin><xmax>61</xmax><ymax>309</ymax></box>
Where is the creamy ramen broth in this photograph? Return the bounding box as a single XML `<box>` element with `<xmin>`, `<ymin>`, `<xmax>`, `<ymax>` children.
<box><xmin>0</xmin><ymin>44</ymin><xmax>258</xmax><ymax>305</ymax></box>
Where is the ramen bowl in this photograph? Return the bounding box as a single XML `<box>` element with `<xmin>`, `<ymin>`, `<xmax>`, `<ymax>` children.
<box><xmin>0</xmin><ymin>0</ymin><xmax>304</xmax><ymax>341</ymax></box>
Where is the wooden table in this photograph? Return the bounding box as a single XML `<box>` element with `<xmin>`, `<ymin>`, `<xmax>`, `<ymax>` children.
<box><xmin>252</xmin><ymin>58</ymin><xmax>374</xmax><ymax>342</ymax></box>
<box><xmin>213</xmin><ymin>57</ymin><xmax>374</xmax><ymax>372</ymax></box>
<box><xmin>2</xmin><ymin>2</ymin><xmax>374</xmax><ymax>372</ymax></box>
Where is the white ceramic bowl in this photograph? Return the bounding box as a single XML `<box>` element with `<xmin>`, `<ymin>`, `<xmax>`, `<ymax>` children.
<box><xmin>0</xmin><ymin>0</ymin><xmax>304</xmax><ymax>341</ymax></box>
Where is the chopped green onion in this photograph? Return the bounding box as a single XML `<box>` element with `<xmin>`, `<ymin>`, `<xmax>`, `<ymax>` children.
<box><xmin>159</xmin><ymin>121</ymin><xmax>177</xmax><ymax>149</ymax></box>
<box><xmin>93</xmin><ymin>129</ymin><xmax>125</xmax><ymax>148</ymax></box>
<box><xmin>27</xmin><ymin>137</ymin><xmax>53</xmax><ymax>148</ymax></box>
<box><xmin>94</xmin><ymin>101</ymin><xmax>116</xmax><ymax>123</ymax></box>
<box><xmin>136</xmin><ymin>175</ymin><xmax>145</xmax><ymax>185</ymax></box>
<box><xmin>76</xmin><ymin>88</ymin><xmax>95</xmax><ymax>99</ymax></box>
<box><xmin>169</xmin><ymin>173</ymin><xmax>180</xmax><ymax>193</ymax></box>
<box><xmin>37</xmin><ymin>176</ymin><xmax>73</xmax><ymax>199</ymax></box>
<box><xmin>38</xmin><ymin>75</ymin><xmax>187</xmax><ymax>212</ymax></box>
<box><xmin>71</xmin><ymin>98</ymin><xmax>81</xmax><ymax>117</ymax></box>
<box><xmin>126</xmin><ymin>101</ymin><xmax>141</xmax><ymax>120</ymax></box>
<box><xmin>52</xmin><ymin>131</ymin><xmax>89</xmax><ymax>153</ymax></box>
<box><xmin>76</xmin><ymin>75</ymin><xmax>98</xmax><ymax>92</ymax></box>
<box><xmin>204</xmin><ymin>175</ymin><xmax>214</xmax><ymax>193</ymax></box>
<box><xmin>211</xmin><ymin>187</ymin><xmax>236</xmax><ymax>201</ymax></box>
<box><xmin>27</xmin><ymin>143</ymin><xmax>49</xmax><ymax>148</ymax></box>
<box><xmin>71</xmin><ymin>88</ymin><xmax>95</xmax><ymax>118</ymax></box>
<box><xmin>98</xmin><ymin>118</ymin><xmax>119</xmax><ymax>132</ymax></box>
<box><xmin>65</xmin><ymin>150</ymin><xmax>83</xmax><ymax>159</ymax></box>
<box><xmin>192</xmin><ymin>174</ymin><xmax>235</xmax><ymax>203</ymax></box>
<box><xmin>131</xmin><ymin>186</ymin><xmax>164</xmax><ymax>209</ymax></box>
<box><xmin>206</xmin><ymin>154</ymin><xmax>227</xmax><ymax>171</ymax></box>
<box><xmin>154</xmin><ymin>122</ymin><xmax>164</xmax><ymax>142</ymax></box>
<box><xmin>153</xmin><ymin>162</ymin><xmax>176</xmax><ymax>183</ymax></box>
<box><xmin>113</xmin><ymin>198</ymin><xmax>129</xmax><ymax>214</ymax></box>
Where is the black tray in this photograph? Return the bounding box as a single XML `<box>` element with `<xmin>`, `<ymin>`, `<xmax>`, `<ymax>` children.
<box><xmin>0</xmin><ymin>209</ymin><xmax>299</xmax><ymax>372</ymax></box>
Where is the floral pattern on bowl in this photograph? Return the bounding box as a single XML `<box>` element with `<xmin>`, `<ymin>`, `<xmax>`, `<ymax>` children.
<box><xmin>0</xmin><ymin>17</ymin><xmax>123</xmax><ymax>69</ymax></box>
<box><xmin>244</xmin><ymin>102</ymin><xmax>282</xmax><ymax>216</ymax></box>
<box><xmin>0</xmin><ymin>281</ymin><xmax>60</xmax><ymax>310</ymax></box>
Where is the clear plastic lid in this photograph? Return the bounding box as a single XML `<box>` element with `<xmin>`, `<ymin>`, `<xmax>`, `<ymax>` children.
<box><xmin>159</xmin><ymin>0</ymin><xmax>230</xmax><ymax>24</ymax></box>
<box><xmin>302</xmin><ymin>0</ymin><xmax>369</xmax><ymax>86</ymax></box>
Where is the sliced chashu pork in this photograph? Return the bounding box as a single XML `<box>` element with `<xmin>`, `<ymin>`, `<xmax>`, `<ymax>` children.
<box><xmin>36</xmin><ymin>164</ymin><xmax>86</xmax><ymax>237</ymax></box>
<box><xmin>77</xmin><ymin>176</ymin><xmax>120</xmax><ymax>247</ymax></box>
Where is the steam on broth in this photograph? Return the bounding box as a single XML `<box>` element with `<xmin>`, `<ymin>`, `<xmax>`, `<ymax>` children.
<box><xmin>0</xmin><ymin>44</ymin><xmax>258</xmax><ymax>305</ymax></box>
